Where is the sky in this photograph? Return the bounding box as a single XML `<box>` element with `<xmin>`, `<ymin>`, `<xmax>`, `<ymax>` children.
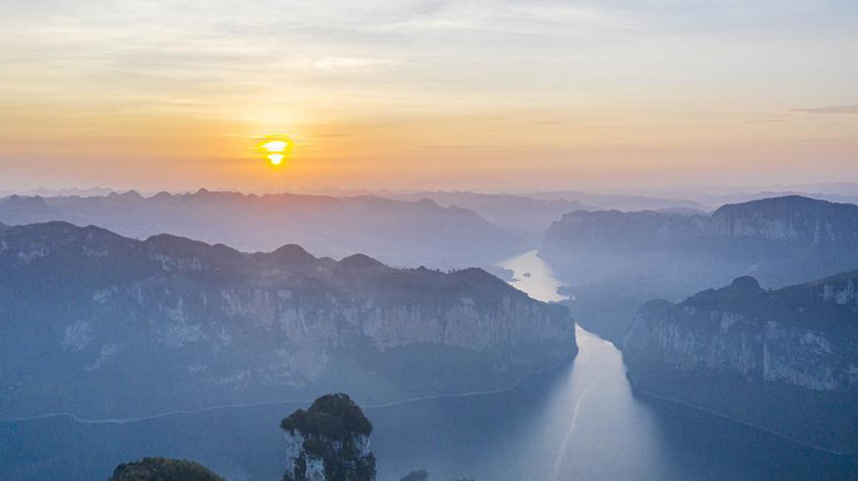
<box><xmin>1</xmin><ymin>0</ymin><xmax>857</xmax><ymax>192</ymax></box>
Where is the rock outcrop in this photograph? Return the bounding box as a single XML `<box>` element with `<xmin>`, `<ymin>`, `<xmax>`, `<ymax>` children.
<box><xmin>0</xmin><ymin>222</ymin><xmax>576</xmax><ymax>419</ymax></box>
<box><xmin>623</xmin><ymin>273</ymin><xmax>858</xmax><ymax>453</ymax></box>
<box><xmin>281</xmin><ymin>394</ymin><xmax>376</xmax><ymax>481</ymax></box>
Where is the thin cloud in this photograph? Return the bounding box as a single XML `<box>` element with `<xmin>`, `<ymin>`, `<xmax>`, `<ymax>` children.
<box><xmin>314</xmin><ymin>57</ymin><xmax>395</xmax><ymax>72</ymax></box>
<box><xmin>795</xmin><ymin>104</ymin><xmax>858</xmax><ymax>115</ymax></box>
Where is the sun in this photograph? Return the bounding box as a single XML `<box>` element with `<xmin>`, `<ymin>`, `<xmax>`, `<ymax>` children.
<box><xmin>256</xmin><ymin>135</ymin><xmax>294</xmax><ymax>166</ymax></box>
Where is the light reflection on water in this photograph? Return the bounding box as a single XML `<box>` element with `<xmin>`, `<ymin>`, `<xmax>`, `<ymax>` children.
<box><xmin>2</xmin><ymin>251</ymin><xmax>854</xmax><ymax>481</ymax></box>
<box><xmin>366</xmin><ymin>251</ymin><xmax>857</xmax><ymax>481</ymax></box>
<box><xmin>497</xmin><ymin>250</ymin><xmax>566</xmax><ymax>303</ymax></box>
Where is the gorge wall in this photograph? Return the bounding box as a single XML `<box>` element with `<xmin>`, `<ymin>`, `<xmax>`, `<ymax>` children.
<box><xmin>623</xmin><ymin>274</ymin><xmax>858</xmax><ymax>454</ymax></box>
<box><xmin>0</xmin><ymin>222</ymin><xmax>577</xmax><ymax>419</ymax></box>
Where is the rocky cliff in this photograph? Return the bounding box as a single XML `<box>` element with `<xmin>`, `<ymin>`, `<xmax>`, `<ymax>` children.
<box><xmin>543</xmin><ymin>195</ymin><xmax>858</xmax><ymax>287</ymax></box>
<box><xmin>623</xmin><ymin>274</ymin><xmax>858</xmax><ymax>453</ymax></box>
<box><xmin>708</xmin><ymin>195</ymin><xmax>858</xmax><ymax>242</ymax></box>
<box><xmin>542</xmin><ymin>195</ymin><xmax>858</xmax><ymax>346</ymax></box>
<box><xmin>281</xmin><ymin>394</ymin><xmax>376</xmax><ymax>481</ymax></box>
<box><xmin>0</xmin><ymin>222</ymin><xmax>576</xmax><ymax>419</ymax></box>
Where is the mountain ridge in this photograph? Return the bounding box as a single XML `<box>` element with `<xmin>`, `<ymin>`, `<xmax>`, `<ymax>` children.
<box><xmin>623</xmin><ymin>271</ymin><xmax>858</xmax><ymax>453</ymax></box>
<box><xmin>0</xmin><ymin>222</ymin><xmax>576</xmax><ymax>419</ymax></box>
<box><xmin>0</xmin><ymin>190</ymin><xmax>525</xmax><ymax>269</ymax></box>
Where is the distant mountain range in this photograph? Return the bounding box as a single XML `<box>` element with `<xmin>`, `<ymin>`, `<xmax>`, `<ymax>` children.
<box><xmin>544</xmin><ymin>195</ymin><xmax>858</xmax><ymax>287</ymax></box>
<box><xmin>0</xmin><ymin>190</ymin><xmax>524</xmax><ymax>269</ymax></box>
<box><xmin>0</xmin><ymin>222</ymin><xmax>576</xmax><ymax>419</ymax></box>
<box><xmin>391</xmin><ymin>191</ymin><xmax>593</xmax><ymax>243</ymax></box>
<box><xmin>542</xmin><ymin>195</ymin><xmax>858</xmax><ymax>345</ymax></box>
<box><xmin>624</xmin><ymin>272</ymin><xmax>858</xmax><ymax>454</ymax></box>
<box><xmin>522</xmin><ymin>190</ymin><xmax>706</xmax><ymax>211</ymax></box>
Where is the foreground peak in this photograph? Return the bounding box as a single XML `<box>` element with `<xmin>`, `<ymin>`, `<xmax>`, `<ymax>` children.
<box><xmin>281</xmin><ymin>393</ymin><xmax>376</xmax><ymax>481</ymax></box>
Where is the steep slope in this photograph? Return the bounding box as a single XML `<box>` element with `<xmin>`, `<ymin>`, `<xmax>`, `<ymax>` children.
<box><xmin>0</xmin><ymin>222</ymin><xmax>575</xmax><ymax>419</ymax></box>
<box><xmin>280</xmin><ymin>393</ymin><xmax>376</xmax><ymax>481</ymax></box>
<box><xmin>0</xmin><ymin>191</ymin><xmax>524</xmax><ymax>269</ymax></box>
<box><xmin>544</xmin><ymin>195</ymin><xmax>858</xmax><ymax>286</ymax></box>
<box><xmin>542</xmin><ymin>196</ymin><xmax>858</xmax><ymax>345</ymax></box>
<box><xmin>623</xmin><ymin>274</ymin><xmax>858</xmax><ymax>453</ymax></box>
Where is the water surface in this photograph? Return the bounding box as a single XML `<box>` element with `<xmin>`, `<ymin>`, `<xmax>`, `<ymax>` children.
<box><xmin>1</xmin><ymin>252</ymin><xmax>855</xmax><ymax>480</ymax></box>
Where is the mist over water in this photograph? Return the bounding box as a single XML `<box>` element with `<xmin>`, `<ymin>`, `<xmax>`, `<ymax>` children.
<box><xmin>1</xmin><ymin>251</ymin><xmax>855</xmax><ymax>481</ymax></box>
<box><xmin>367</xmin><ymin>253</ymin><xmax>857</xmax><ymax>481</ymax></box>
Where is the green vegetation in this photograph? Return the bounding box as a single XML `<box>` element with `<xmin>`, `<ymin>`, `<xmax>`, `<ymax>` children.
<box><xmin>108</xmin><ymin>457</ymin><xmax>225</xmax><ymax>481</ymax></box>
<box><xmin>281</xmin><ymin>393</ymin><xmax>376</xmax><ymax>481</ymax></box>
<box><xmin>280</xmin><ymin>393</ymin><xmax>373</xmax><ymax>441</ymax></box>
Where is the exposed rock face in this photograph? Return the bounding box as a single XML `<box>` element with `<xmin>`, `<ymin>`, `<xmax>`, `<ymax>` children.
<box><xmin>0</xmin><ymin>222</ymin><xmax>576</xmax><ymax>419</ymax></box>
<box><xmin>543</xmin><ymin>195</ymin><xmax>858</xmax><ymax>287</ymax></box>
<box><xmin>281</xmin><ymin>394</ymin><xmax>376</xmax><ymax>481</ymax></box>
<box><xmin>623</xmin><ymin>274</ymin><xmax>858</xmax><ymax>453</ymax></box>
<box><xmin>542</xmin><ymin>196</ymin><xmax>858</xmax><ymax>346</ymax></box>
<box><xmin>709</xmin><ymin>195</ymin><xmax>858</xmax><ymax>242</ymax></box>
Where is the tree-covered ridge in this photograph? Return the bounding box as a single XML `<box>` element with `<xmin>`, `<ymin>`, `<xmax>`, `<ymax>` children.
<box><xmin>281</xmin><ymin>393</ymin><xmax>373</xmax><ymax>441</ymax></box>
<box><xmin>108</xmin><ymin>457</ymin><xmax>226</xmax><ymax>481</ymax></box>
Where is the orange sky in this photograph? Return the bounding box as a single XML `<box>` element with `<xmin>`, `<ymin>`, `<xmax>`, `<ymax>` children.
<box><xmin>1</xmin><ymin>0</ymin><xmax>857</xmax><ymax>192</ymax></box>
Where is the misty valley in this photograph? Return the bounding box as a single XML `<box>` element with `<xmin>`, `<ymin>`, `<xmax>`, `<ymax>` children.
<box><xmin>4</xmin><ymin>1</ymin><xmax>858</xmax><ymax>478</ymax></box>
<box><xmin>1</xmin><ymin>190</ymin><xmax>857</xmax><ymax>480</ymax></box>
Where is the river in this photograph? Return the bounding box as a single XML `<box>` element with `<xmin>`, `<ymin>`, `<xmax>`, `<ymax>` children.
<box><xmin>0</xmin><ymin>251</ymin><xmax>854</xmax><ymax>480</ymax></box>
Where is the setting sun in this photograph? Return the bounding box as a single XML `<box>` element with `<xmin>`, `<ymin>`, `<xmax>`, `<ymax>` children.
<box><xmin>257</xmin><ymin>135</ymin><xmax>293</xmax><ymax>167</ymax></box>
<box><xmin>263</xmin><ymin>140</ymin><xmax>288</xmax><ymax>153</ymax></box>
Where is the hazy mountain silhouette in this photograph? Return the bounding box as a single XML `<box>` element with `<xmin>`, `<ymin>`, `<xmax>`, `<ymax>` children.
<box><xmin>543</xmin><ymin>195</ymin><xmax>858</xmax><ymax>345</ymax></box>
<box><xmin>0</xmin><ymin>190</ymin><xmax>524</xmax><ymax>269</ymax></box>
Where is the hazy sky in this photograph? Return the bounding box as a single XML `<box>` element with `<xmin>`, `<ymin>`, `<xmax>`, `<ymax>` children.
<box><xmin>1</xmin><ymin>0</ymin><xmax>857</xmax><ymax>192</ymax></box>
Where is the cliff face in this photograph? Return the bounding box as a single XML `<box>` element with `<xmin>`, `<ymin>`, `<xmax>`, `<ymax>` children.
<box><xmin>281</xmin><ymin>394</ymin><xmax>376</xmax><ymax>481</ymax></box>
<box><xmin>542</xmin><ymin>196</ymin><xmax>858</xmax><ymax>288</ymax></box>
<box><xmin>0</xmin><ymin>222</ymin><xmax>576</xmax><ymax>419</ymax></box>
<box><xmin>708</xmin><ymin>195</ymin><xmax>858</xmax><ymax>243</ymax></box>
<box><xmin>623</xmin><ymin>275</ymin><xmax>858</xmax><ymax>453</ymax></box>
<box><xmin>542</xmin><ymin>196</ymin><xmax>858</xmax><ymax>346</ymax></box>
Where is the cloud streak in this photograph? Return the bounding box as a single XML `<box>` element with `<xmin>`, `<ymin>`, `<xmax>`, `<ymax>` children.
<box><xmin>795</xmin><ymin>104</ymin><xmax>858</xmax><ymax>115</ymax></box>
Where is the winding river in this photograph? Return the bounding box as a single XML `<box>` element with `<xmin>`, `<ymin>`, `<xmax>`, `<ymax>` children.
<box><xmin>1</xmin><ymin>251</ymin><xmax>855</xmax><ymax>480</ymax></box>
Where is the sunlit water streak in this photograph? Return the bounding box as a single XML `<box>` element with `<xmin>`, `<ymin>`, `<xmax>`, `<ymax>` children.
<box><xmin>2</xmin><ymin>251</ymin><xmax>855</xmax><ymax>481</ymax></box>
<box><xmin>497</xmin><ymin>250</ymin><xmax>566</xmax><ymax>302</ymax></box>
<box><xmin>549</xmin><ymin>381</ymin><xmax>595</xmax><ymax>481</ymax></box>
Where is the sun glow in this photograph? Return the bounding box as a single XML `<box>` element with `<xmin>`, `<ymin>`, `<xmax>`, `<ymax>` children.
<box><xmin>256</xmin><ymin>135</ymin><xmax>293</xmax><ymax>167</ymax></box>
<box><xmin>263</xmin><ymin>140</ymin><xmax>288</xmax><ymax>153</ymax></box>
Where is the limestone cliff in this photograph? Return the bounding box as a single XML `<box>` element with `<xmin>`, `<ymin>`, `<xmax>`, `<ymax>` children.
<box><xmin>708</xmin><ymin>195</ymin><xmax>858</xmax><ymax>242</ymax></box>
<box><xmin>541</xmin><ymin>195</ymin><xmax>858</xmax><ymax>346</ymax></box>
<box><xmin>281</xmin><ymin>394</ymin><xmax>376</xmax><ymax>481</ymax></box>
<box><xmin>0</xmin><ymin>222</ymin><xmax>577</xmax><ymax>419</ymax></box>
<box><xmin>623</xmin><ymin>274</ymin><xmax>858</xmax><ymax>453</ymax></box>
